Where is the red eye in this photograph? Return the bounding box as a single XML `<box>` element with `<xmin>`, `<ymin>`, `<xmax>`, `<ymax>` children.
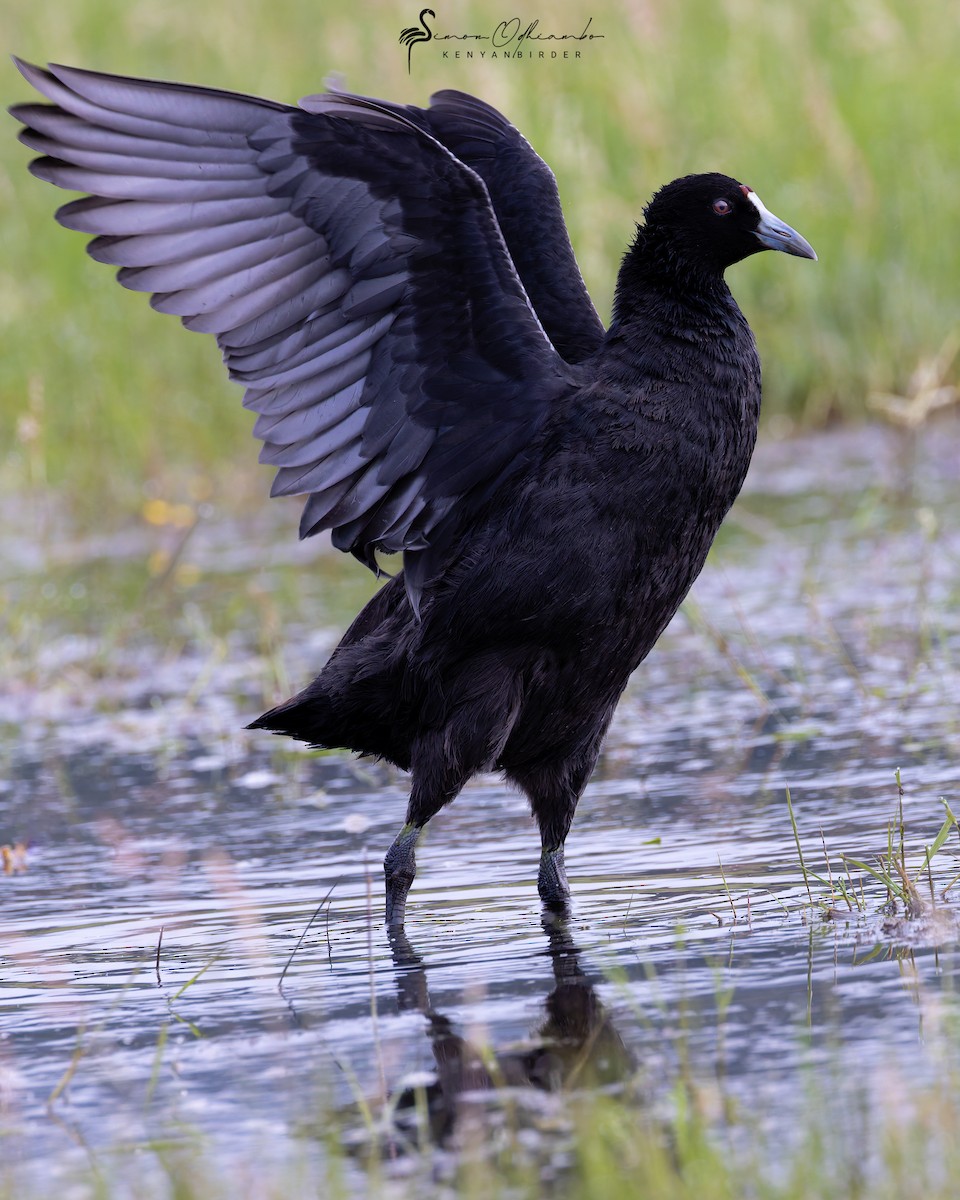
<box><xmin>713</xmin><ymin>198</ymin><xmax>732</xmax><ymax>215</ymax></box>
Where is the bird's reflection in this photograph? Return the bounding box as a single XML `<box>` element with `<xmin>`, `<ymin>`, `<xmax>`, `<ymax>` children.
<box><xmin>385</xmin><ymin>914</ymin><xmax>633</xmax><ymax>1147</ymax></box>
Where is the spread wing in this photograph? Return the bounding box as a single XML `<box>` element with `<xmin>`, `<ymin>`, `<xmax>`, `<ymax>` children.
<box><xmin>310</xmin><ymin>87</ymin><xmax>607</xmax><ymax>363</ymax></box>
<box><xmin>425</xmin><ymin>91</ymin><xmax>606</xmax><ymax>362</ymax></box>
<box><xmin>11</xmin><ymin>60</ymin><xmax>577</xmax><ymax>606</ymax></box>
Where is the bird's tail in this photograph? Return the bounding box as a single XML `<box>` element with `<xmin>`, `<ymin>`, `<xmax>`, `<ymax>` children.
<box><xmin>246</xmin><ymin>690</ymin><xmax>331</xmax><ymax>743</ymax></box>
<box><xmin>247</xmin><ymin>667</ymin><xmax>414</xmax><ymax>769</ymax></box>
<box><xmin>246</xmin><ymin>688</ymin><xmax>368</xmax><ymax>755</ymax></box>
<box><xmin>247</xmin><ymin>572</ymin><xmax>416</xmax><ymax>769</ymax></box>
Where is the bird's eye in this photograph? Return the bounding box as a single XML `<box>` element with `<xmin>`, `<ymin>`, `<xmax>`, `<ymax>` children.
<box><xmin>713</xmin><ymin>198</ymin><xmax>733</xmax><ymax>216</ymax></box>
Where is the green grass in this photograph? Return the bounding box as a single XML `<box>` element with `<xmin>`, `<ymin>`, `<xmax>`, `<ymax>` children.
<box><xmin>1</xmin><ymin>0</ymin><xmax>959</xmax><ymax>525</ymax></box>
<box><xmin>9</xmin><ymin>1066</ymin><xmax>960</xmax><ymax>1199</ymax></box>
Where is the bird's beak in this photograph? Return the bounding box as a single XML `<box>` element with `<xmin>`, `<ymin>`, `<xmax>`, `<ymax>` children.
<box><xmin>748</xmin><ymin>192</ymin><xmax>818</xmax><ymax>261</ymax></box>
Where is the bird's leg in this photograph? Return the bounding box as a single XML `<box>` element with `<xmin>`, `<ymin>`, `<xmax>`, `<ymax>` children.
<box><xmin>384</xmin><ymin>752</ymin><xmax>471</xmax><ymax>929</ymax></box>
<box><xmin>538</xmin><ymin>841</ymin><xmax>571</xmax><ymax>911</ymax></box>
<box><xmin>531</xmin><ymin>785</ymin><xmax>577</xmax><ymax>913</ymax></box>
<box><xmin>384</xmin><ymin>822</ymin><xmax>422</xmax><ymax>929</ymax></box>
<box><xmin>513</xmin><ymin>740</ymin><xmax>605</xmax><ymax>917</ymax></box>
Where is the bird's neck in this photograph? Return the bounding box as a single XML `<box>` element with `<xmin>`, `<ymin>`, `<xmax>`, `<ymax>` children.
<box><xmin>610</xmin><ymin>224</ymin><xmax>730</xmax><ymax>327</ymax></box>
<box><xmin>603</xmin><ymin>225</ymin><xmax>749</xmax><ymax>374</ymax></box>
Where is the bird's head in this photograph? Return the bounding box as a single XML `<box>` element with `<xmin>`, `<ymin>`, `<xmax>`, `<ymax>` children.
<box><xmin>643</xmin><ymin>173</ymin><xmax>817</xmax><ymax>273</ymax></box>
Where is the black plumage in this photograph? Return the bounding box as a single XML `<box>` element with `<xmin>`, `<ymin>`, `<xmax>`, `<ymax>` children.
<box><xmin>11</xmin><ymin>62</ymin><xmax>816</xmax><ymax>926</ymax></box>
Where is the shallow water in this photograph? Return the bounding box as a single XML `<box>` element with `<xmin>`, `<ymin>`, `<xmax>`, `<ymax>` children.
<box><xmin>2</xmin><ymin>419</ymin><xmax>960</xmax><ymax>1194</ymax></box>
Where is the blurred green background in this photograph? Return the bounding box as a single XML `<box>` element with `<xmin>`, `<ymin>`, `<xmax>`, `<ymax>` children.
<box><xmin>1</xmin><ymin>0</ymin><xmax>958</xmax><ymax>528</ymax></box>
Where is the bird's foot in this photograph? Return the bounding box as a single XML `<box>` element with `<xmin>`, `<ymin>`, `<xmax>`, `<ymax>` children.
<box><xmin>384</xmin><ymin>823</ymin><xmax>420</xmax><ymax>929</ymax></box>
<box><xmin>538</xmin><ymin>845</ymin><xmax>572</xmax><ymax>914</ymax></box>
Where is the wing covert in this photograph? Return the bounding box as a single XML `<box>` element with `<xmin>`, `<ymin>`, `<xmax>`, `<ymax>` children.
<box><xmin>310</xmin><ymin>86</ymin><xmax>607</xmax><ymax>363</ymax></box>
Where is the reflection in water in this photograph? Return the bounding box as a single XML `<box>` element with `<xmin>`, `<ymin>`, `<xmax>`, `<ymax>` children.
<box><xmin>385</xmin><ymin>916</ymin><xmax>633</xmax><ymax>1148</ymax></box>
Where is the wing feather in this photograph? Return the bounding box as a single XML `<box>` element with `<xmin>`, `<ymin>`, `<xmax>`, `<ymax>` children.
<box><xmin>13</xmin><ymin>60</ymin><xmax>579</xmax><ymax>607</ymax></box>
<box><xmin>87</xmin><ymin>215</ymin><xmax>304</xmax><ymax>267</ymax></box>
<box><xmin>304</xmin><ymin>86</ymin><xmax>607</xmax><ymax>363</ymax></box>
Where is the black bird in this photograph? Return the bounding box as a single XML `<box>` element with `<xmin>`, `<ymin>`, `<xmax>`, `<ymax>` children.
<box><xmin>11</xmin><ymin>62</ymin><xmax>816</xmax><ymax>927</ymax></box>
